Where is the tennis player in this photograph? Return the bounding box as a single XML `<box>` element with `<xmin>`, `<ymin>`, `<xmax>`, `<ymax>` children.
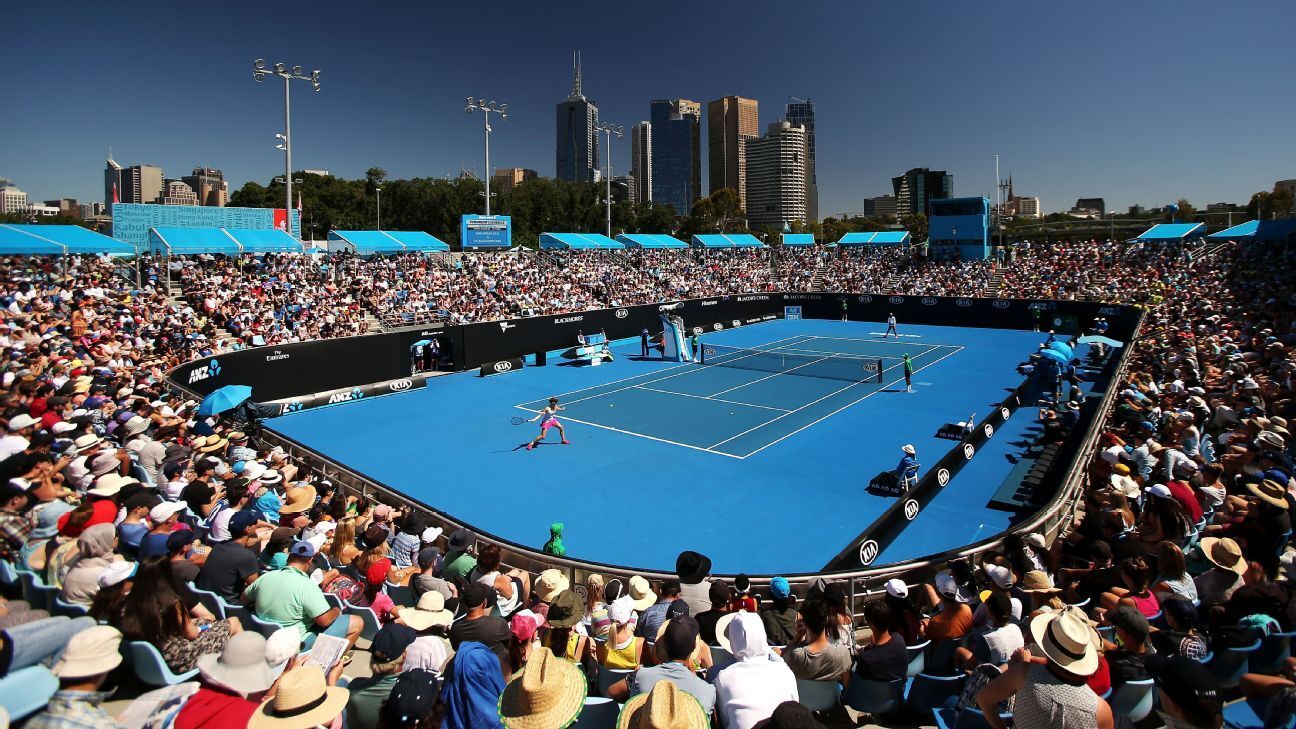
<box><xmin>526</xmin><ymin>397</ymin><xmax>569</xmax><ymax>450</ymax></box>
<box><xmin>885</xmin><ymin>313</ymin><xmax>898</xmax><ymax>338</ymax></box>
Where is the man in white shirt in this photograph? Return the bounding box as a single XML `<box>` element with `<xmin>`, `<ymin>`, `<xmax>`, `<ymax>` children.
<box><xmin>0</xmin><ymin>414</ymin><xmax>39</xmax><ymax>461</ymax></box>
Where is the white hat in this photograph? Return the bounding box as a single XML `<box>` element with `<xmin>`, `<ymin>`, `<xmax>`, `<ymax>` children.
<box><xmin>53</xmin><ymin>626</ymin><xmax>124</xmax><ymax>678</ymax></box>
<box><xmin>7</xmin><ymin>414</ymin><xmax>37</xmax><ymax>431</ymax></box>
<box><xmin>97</xmin><ymin>560</ymin><xmax>137</xmax><ymax>588</ymax></box>
<box><xmin>259</xmin><ymin>469</ymin><xmax>283</xmax><ymax>485</ymax></box>
<box><xmin>1145</xmin><ymin>483</ymin><xmax>1174</xmax><ymax>500</ymax></box>
<box><xmin>935</xmin><ymin>572</ymin><xmax>969</xmax><ymax>603</ymax></box>
<box><xmin>1024</xmin><ymin>533</ymin><xmax>1047</xmax><ymax>550</ymax></box>
<box><xmin>884</xmin><ymin>578</ymin><xmax>908</xmax><ymax>598</ymax></box>
<box><xmin>901</xmin><ymin>444</ymin><xmax>916</xmax><ymax>455</ymax></box>
<box><xmin>981</xmin><ymin>563</ymin><xmax>1014</xmax><ymax>589</ymax></box>
<box><xmin>73</xmin><ymin>433</ymin><xmax>103</xmax><ymax>450</ymax></box>
<box><xmin>51</xmin><ymin>421</ymin><xmax>77</xmax><ymax>435</ymax></box>
<box><xmin>608</xmin><ymin>594</ymin><xmax>635</xmax><ymax>624</ymax></box>
<box><xmin>149</xmin><ymin>501</ymin><xmax>186</xmax><ymax>523</ymax></box>
<box><xmin>421</xmin><ymin>526</ymin><xmax>443</xmax><ymax>544</ymax></box>
<box><xmin>242</xmin><ymin>462</ymin><xmax>267</xmax><ymax>481</ymax></box>
<box><xmin>121</xmin><ymin>416</ymin><xmax>150</xmax><ymax>438</ymax></box>
<box><xmin>89</xmin><ymin>473</ymin><xmax>138</xmax><ymax>497</ymax></box>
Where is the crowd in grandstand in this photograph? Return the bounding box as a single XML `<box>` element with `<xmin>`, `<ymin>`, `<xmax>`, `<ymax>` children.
<box><xmin>1</xmin><ymin>234</ymin><xmax>1294</xmax><ymax>728</ymax></box>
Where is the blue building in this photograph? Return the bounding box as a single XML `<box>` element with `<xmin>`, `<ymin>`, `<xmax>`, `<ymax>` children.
<box><xmin>649</xmin><ymin>99</ymin><xmax>701</xmax><ymax>216</ymax></box>
<box><xmin>555</xmin><ymin>52</ymin><xmax>599</xmax><ymax>183</ymax></box>
<box><xmin>927</xmin><ymin>197</ymin><xmax>990</xmax><ymax>260</ymax></box>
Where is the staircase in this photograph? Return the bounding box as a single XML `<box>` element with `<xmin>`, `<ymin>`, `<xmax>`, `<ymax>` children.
<box><xmin>810</xmin><ymin>262</ymin><xmax>829</xmax><ymax>291</ymax></box>
<box><xmin>982</xmin><ymin>266</ymin><xmax>1008</xmax><ymax>297</ymax></box>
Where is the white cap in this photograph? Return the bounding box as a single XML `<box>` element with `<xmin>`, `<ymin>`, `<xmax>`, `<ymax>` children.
<box><xmin>982</xmin><ymin>563</ymin><xmax>1014</xmax><ymax>589</ymax></box>
<box><xmin>7</xmin><ymin>414</ymin><xmax>38</xmax><ymax>431</ymax></box>
<box><xmin>1145</xmin><ymin>483</ymin><xmax>1174</xmax><ymax>500</ymax></box>
<box><xmin>884</xmin><ymin>578</ymin><xmax>908</xmax><ymax>598</ymax></box>
<box><xmin>149</xmin><ymin>501</ymin><xmax>186</xmax><ymax>523</ymax></box>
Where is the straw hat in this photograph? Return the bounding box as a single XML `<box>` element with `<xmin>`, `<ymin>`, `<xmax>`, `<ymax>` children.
<box><xmin>534</xmin><ymin>569</ymin><xmax>571</xmax><ymax>604</ymax></box>
<box><xmin>653</xmin><ymin>620</ymin><xmax>703</xmax><ymax>663</ymax></box>
<box><xmin>250</xmin><ymin>666</ymin><xmax>348</xmax><ymax>729</ymax></box>
<box><xmin>628</xmin><ymin>575</ymin><xmax>656</xmax><ymax>611</ymax></box>
<box><xmin>1200</xmin><ymin>537</ymin><xmax>1248</xmax><ymax>574</ymax></box>
<box><xmin>199</xmin><ymin>436</ymin><xmax>228</xmax><ymax>453</ymax></box>
<box><xmin>616</xmin><ymin>680</ymin><xmax>709</xmax><ymax>729</ymax></box>
<box><xmin>1248</xmin><ymin>479</ymin><xmax>1290</xmax><ymax>509</ymax></box>
<box><xmin>1020</xmin><ymin>570</ymin><xmax>1061</xmax><ymax>594</ymax></box>
<box><xmin>278</xmin><ymin>485</ymin><xmax>317</xmax><ymax>515</ymax></box>
<box><xmin>1028</xmin><ymin>607</ymin><xmax>1099</xmax><ymax>677</ymax></box>
<box><xmin>497</xmin><ymin>647</ymin><xmax>587</xmax><ymax>729</ymax></box>
<box><xmin>400</xmin><ymin>591</ymin><xmax>454</xmax><ymax>632</ymax></box>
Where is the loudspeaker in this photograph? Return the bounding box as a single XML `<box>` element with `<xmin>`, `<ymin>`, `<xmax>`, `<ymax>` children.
<box><xmin>535</xmin><ymin>351</ymin><xmax>547</xmax><ymax>366</ymax></box>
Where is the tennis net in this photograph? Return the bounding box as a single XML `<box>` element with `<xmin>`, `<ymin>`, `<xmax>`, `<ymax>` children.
<box><xmin>698</xmin><ymin>344</ymin><xmax>885</xmax><ymax>384</ymax></box>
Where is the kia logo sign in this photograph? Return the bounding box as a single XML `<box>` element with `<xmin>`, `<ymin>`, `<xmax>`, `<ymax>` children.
<box><xmin>992</xmin><ymin>300</ymin><xmax>1010</xmax><ymax>309</ymax></box>
<box><xmin>1000</xmin><ymin>407</ymin><xmax>1010</xmax><ymax>419</ymax></box>
<box><xmin>713</xmin><ymin>323</ymin><xmax>723</xmax><ymax>331</ymax></box>
<box><xmin>692</xmin><ymin>327</ymin><xmax>703</xmax><ymax>335</ymax></box>
<box><xmin>493</xmin><ymin>361</ymin><xmax>513</xmax><ymax>373</ymax></box>
<box><xmin>937</xmin><ymin>468</ymin><xmax>950</xmax><ymax>486</ymax></box>
<box><xmin>888</xmin><ymin>296</ymin><xmax>905</xmax><ymax>304</ymax></box>
<box><xmin>389</xmin><ymin>379</ymin><xmax>412</xmax><ymax>392</ymax></box>
<box><xmin>955</xmin><ymin>299</ymin><xmax>973</xmax><ymax>307</ymax></box>
<box><xmin>903</xmin><ymin>499</ymin><xmax>920</xmax><ymax>520</ymax></box>
<box><xmin>703</xmin><ymin>346</ymin><xmax>717</xmax><ymax>356</ymax></box>
<box><xmin>921</xmin><ymin>297</ymin><xmax>937</xmax><ymax>306</ymax></box>
<box><xmin>858</xmin><ymin>295</ymin><xmax>873</xmax><ymax>303</ymax></box>
<box><xmin>731</xmin><ymin>320</ymin><xmax>740</xmax><ymax>328</ymax></box>
<box><xmin>983</xmin><ymin>423</ymin><xmax>994</xmax><ymax>437</ymax></box>
<box><xmin>963</xmin><ymin>443</ymin><xmax>975</xmax><ymax>459</ymax></box>
<box><xmin>615</xmin><ymin>308</ymin><xmax>629</xmax><ymax>318</ymax></box>
<box><xmin>858</xmin><ymin>539</ymin><xmax>880</xmax><ymax>566</ymax></box>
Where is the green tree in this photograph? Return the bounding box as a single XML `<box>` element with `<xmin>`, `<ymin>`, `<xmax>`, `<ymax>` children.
<box><xmin>1171</xmin><ymin>198</ymin><xmax>1196</xmax><ymax>223</ymax></box>
<box><xmin>899</xmin><ymin>213</ymin><xmax>929</xmax><ymax>243</ymax></box>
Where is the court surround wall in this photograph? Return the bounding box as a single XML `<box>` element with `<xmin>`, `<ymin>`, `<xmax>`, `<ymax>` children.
<box><xmin>165</xmin><ymin>294</ymin><xmax>1141</xmax><ymax>587</ymax></box>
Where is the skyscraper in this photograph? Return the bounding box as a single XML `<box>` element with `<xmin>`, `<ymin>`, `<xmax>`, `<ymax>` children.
<box><xmin>181</xmin><ymin>167</ymin><xmax>228</xmax><ymax>207</ymax></box>
<box><xmin>892</xmin><ymin>168</ymin><xmax>953</xmax><ymax>216</ymax></box>
<box><xmin>554</xmin><ymin>52</ymin><xmax>599</xmax><ymax>183</ymax></box>
<box><xmin>785</xmin><ymin>98</ymin><xmax>817</xmax><ymax>223</ymax></box>
<box><xmin>745</xmin><ymin>121</ymin><xmax>808</xmax><ymax>229</ymax></box>
<box><xmin>104</xmin><ymin>152</ymin><xmax>164</xmax><ymax>208</ymax></box>
<box><xmin>630</xmin><ymin>122</ymin><xmax>652</xmax><ymax>204</ymax></box>
<box><xmin>707</xmin><ymin>96</ymin><xmax>759</xmax><ymax>207</ymax></box>
<box><xmin>650</xmin><ymin>99</ymin><xmax>701</xmax><ymax>216</ymax></box>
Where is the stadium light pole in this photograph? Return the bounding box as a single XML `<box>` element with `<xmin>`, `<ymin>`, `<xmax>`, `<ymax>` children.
<box><xmin>594</xmin><ymin>122</ymin><xmax>623</xmax><ymax>238</ymax></box>
<box><xmin>376</xmin><ymin>186</ymin><xmax>382</xmax><ymax>230</ymax></box>
<box><xmin>254</xmin><ymin>59</ymin><xmax>320</xmax><ymax>239</ymax></box>
<box><xmin>465</xmin><ymin>98</ymin><xmax>507</xmax><ymax>215</ymax></box>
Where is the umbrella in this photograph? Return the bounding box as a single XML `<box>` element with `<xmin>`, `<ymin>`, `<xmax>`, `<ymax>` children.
<box><xmin>1076</xmin><ymin>335</ymin><xmax>1125</xmax><ymax>349</ymax></box>
<box><xmin>198</xmin><ymin>385</ymin><xmax>254</xmax><ymax>417</ymax></box>
<box><xmin>1039</xmin><ymin>349</ymin><xmax>1068</xmax><ymax>365</ymax></box>
<box><xmin>1047</xmin><ymin>341</ymin><xmax>1074</xmax><ymax>360</ymax></box>
<box><xmin>412</xmin><ymin>339</ymin><xmax>432</xmax><ymax>347</ymax></box>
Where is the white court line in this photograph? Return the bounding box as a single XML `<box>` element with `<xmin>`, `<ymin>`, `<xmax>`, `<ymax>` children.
<box><xmin>706</xmin><ymin>355</ymin><xmax>916</xmax><ymax>450</ymax></box>
<box><xmin>739</xmin><ymin>345</ymin><xmax>966</xmax><ymax>458</ymax></box>
<box><xmin>707</xmin><ymin>354</ymin><xmax>837</xmax><ymax>397</ymax></box>
<box><xmin>867</xmin><ymin>332</ymin><xmax>922</xmax><ymax>338</ymax></box>
<box><xmin>548</xmin><ymin>334</ymin><xmax>812</xmax><ymax>407</ymax></box>
<box><xmin>774</xmin><ymin>346</ymin><xmax>906</xmax><ymax>361</ymax></box>
<box><xmin>804</xmin><ymin>335</ymin><xmax>958</xmax><ymax>348</ymax></box>
<box><xmin>510</xmin><ymin>405</ymin><xmax>743</xmax><ymax>459</ymax></box>
<box><xmin>633</xmin><ymin>385</ymin><xmax>792</xmax><ymax>412</ymax></box>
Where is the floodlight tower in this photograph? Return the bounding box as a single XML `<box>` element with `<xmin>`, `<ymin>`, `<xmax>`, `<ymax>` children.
<box><xmin>594</xmin><ymin>122</ymin><xmax>624</xmax><ymax>237</ymax></box>
<box><xmin>465</xmin><ymin>98</ymin><xmax>507</xmax><ymax>215</ymax></box>
<box><xmin>253</xmin><ymin>59</ymin><xmax>320</xmax><ymax>237</ymax></box>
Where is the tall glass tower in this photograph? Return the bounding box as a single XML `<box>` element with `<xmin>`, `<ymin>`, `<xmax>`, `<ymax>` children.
<box><xmin>555</xmin><ymin>52</ymin><xmax>599</xmax><ymax>183</ymax></box>
<box><xmin>649</xmin><ymin>99</ymin><xmax>701</xmax><ymax>216</ymax></box>
<box><xmin>785</xmin><ymin>98</ymin><xmax>817</xmax><ymax>222</ymax></box>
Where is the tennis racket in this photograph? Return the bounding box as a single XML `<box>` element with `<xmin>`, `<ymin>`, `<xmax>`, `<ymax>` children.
<box><xmin>510</xmin><ymin>416</ymin><xmax>527</xmax><ymax>426</ymax></box>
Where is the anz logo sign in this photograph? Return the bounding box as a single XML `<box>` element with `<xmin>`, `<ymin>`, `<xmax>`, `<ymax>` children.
<box><xmin>327</xmin><ymin>388</ymin><xmax>366</xmax><ymax>405</ymax></box>
<box><xmin>187</xmin><ymin>359</ymin><xmax>221</xmax><ymax>384</ymax></box>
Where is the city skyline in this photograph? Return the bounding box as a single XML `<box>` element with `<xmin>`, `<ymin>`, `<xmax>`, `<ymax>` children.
<box><xmin>2</xmin><ymin>0</ymin><xmax>1294</xmax><ymax>215</ymax></box>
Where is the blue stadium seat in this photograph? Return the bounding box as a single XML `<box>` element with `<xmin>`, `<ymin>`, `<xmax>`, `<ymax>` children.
<box><xmin>180</xmin><ymin>582</ymin><xmax>226</xmax><ymax>620</ymax></box>
<box><xmin>905</xmin><ymin>673</ymin><xmax>966</xmax><ymax>716</ymax></box>
<box><xmin>1108</xmin><ymin>678</ymin><xmax>1155</xmax><ymax>723</ymax></box>
<box><xmin>795</xmin><ymin>678</ymin><xmax>841</xmax><ymax>712</ymax></box>
<box><xmin>1251</xmin><ymin>631</ymin><xmax>1296</xmax><ymax>675</ymax></box>
<box><xmin>843</xmin><ymin>677</ymin><xmax>904</xmax><ymax>716</ymax></box>
<box><xmin>246</xmin><ymin>612</ymin><xmax>284</xmax><ymax>639</ymax></box>
<box><xmin>1222</xmin><ymin>697</ymin><xmax>1296</xmax><ymax>729</ymax></box>
<box><xmin>0</xmin><ymin>665</ymin><xmax>59</xmax><ymax>721</ymax></box>
<box><xmin>52</xmin><ymin>596</ymin><xmax>89</xmax><ymax>618</ymax></box>
<box><xmin>596</xmin><ymin>667</ymin><xmax>633</xmax><ymax>698</ymax></box>
<box><xmin>932</xmin><ymin>706</ymin><xmax>1014</xmax><ymax>729</ymax></box>
<box><xmin>1210</xmin><ymin>639</ymin><xmax>1262</xmax><ymax>689</ymax></box>
<box><xmin>126</xmin><ymin>641</ymin><xmax>199</xmax><ymax>685</ymax></box>
<box><xmin>347</xmin><ymin>604</ymin><xmax>382</xmax><ymax>642</ymax></box>
<box><xmin>907</xmin><ymin>639</ymin><xmax>931</xmax><ymax>677</ymax></box>
<box><xmin>570</xmin><ymin>697</ymin><xmax>619</xmax><ymax>729</ymax></box>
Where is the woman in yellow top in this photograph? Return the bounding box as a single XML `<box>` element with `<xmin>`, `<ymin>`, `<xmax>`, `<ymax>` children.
<box><xmin>597</xmin><ymin>596</ymin><xmax>644</xmax><ymax>669</ymax></box>
<box><xmin>539</xmin><ymin>590</ymin><xmax>589</xmax><ymax>663</ymax></box>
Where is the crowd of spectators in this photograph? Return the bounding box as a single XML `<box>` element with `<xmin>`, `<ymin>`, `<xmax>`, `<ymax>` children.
<box><xmin>3</xmin><ymin>233</ymin><xmax>1295</xmax><ymax>728</ymax></box>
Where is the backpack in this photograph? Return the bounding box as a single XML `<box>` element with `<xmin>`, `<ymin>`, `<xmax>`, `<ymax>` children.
<box><xmin>323</xmin><ymin>574</ymin><xmax>365</xmax><ymax>605</ymax></box>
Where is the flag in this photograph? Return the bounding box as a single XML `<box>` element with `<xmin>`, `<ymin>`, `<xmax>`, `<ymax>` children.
<box><xmin>297</xmin><ymin>191</ymin><xmax>303</xmax><ymax>212</ymax></box>
<box><xmin>111</xmin><ymin>183</ymin><xmax>118</xmax><ymax>205</ymax></box>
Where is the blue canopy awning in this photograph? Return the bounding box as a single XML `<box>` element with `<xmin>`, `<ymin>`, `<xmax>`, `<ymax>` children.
<box><xmin>225</xmin><ymin>228</ymin><xmax>304</xmax><ymax>252</ymax></box>
<box><xmin>781</xmin><ymin>233</ymin><xmax>816</xmax><ymax>246</ymax></box>
<box><xmin>328</xmin><ymin>230</ymin><xmax>449</xmax><ymax>253</ymax></box>
<box><xmin>0</xmin><ymin>224</ymin><xmax>133</xmax><ymax>255</ymax></box>
<box><xmin>539</xmin><ymin>233</ymin><xmax>624</xmax><ymax>249</ymax></box>
<box><xmin>838</xmin><ymin>231</ymin><xmax>911</xmax><ymax>246</ymax></box>
<box><xmin>1135</xmin><ymin>223</ymin><xmax>1205</xmax><ymax>242</ymax></box>
<box><xmin>1207</xmin><ymin>219</ymin><xmax>1296</xmax><ymax>243</ymax></box>
<box><xmin>616</xmin><ymin>234</ymin><xmax>689</xmax><ymax>249</ymax></box>
<box><xmin>150</xmin><ymin>227</ymin><xmax>242</xmax><ymax>255</ymax></box>
<box><xmin>691</xmin><ymin>234</ymin><xmax>765</xmax><ymax>248</ymax></box>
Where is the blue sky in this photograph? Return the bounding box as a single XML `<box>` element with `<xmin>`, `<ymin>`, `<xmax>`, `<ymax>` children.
<box><xmin>3</xmin><ymin>0</ymin><xmax>1294</xmax><ymax>215</ymax></box>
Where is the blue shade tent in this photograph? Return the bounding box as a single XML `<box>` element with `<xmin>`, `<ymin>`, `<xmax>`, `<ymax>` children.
<box><xmin>615</xmin><ymin>234</ymin><xmax>689</xmax><ymax>249</ymax></box>
<box><xmin>782</xmin><ymin>233</ymin><xmax>816</xmax><ymax>246</ymax></box>
<box><xmin>838</xmin><ymin>231</ymin><xmax>912</xmax><ymax>246</ymax></box>
<box><xmin>150</xmin><ymin>227</ymin><xmax>243</xmax><ymax>255</ymax></box>
<box><xmin>0</xmin><ymin>225</ymin><xmax>133</xmax><ymax>255</ymax></box>
<box><xmin>690</xmin><ymin>234</ymin><xmax>765</xmax><ymax>248</ymax></box>
<box><xmin>1134</xmin><ymin>223</ymin><xmax>1205</xmax><ymax>242</ymax></box>
<box><xmin>328</xmin><ymin>230</ymin><xmax>449</xmax><ymax>253</ymax></box>
<box><xmin>539</xmin><ymin>233</ymin><xmax>624</xmax><ymax>249</ymax></box>
<box><xmin>224</xmin><ymin>228</ymin><xmax>305</xmax><ymax>252</ymax></box>
<box><xmin>1207</xmin><ymin>219</ymin><xmax>1296</xmax><ymax>243</ymax></box>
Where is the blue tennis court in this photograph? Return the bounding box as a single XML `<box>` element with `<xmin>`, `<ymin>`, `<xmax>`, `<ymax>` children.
<box><xmin>270</xmin><ymin>318</ymin><xmax>1046</xmax><ymax>573</ymax></box>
